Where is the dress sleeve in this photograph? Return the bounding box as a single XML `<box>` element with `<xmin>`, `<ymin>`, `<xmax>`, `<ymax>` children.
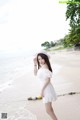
<box><xmin>44</xmin><ymin>69</ymin><xmax>52</xmax><ymax>78</ymax></box>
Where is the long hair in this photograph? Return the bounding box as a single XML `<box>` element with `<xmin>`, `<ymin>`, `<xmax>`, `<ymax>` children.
<box><xmin>37</xmin><ymin>53</ymin><xmax>52</xmax><ymax>72</ymax></box>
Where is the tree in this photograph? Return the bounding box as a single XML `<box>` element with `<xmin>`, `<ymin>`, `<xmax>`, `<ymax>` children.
<box><xmin>65</xmin><ymin>0</ymin><xmax>80</xmax><ymax>46</ymax></box>
<box><xmin>41</xmin><ymin>41</ymin><xmax>56</xmax><ymax>49</ymax></box>
<box><xmin>41</xmin><ymin>41</ymin><xmax>51</xmax><ymax>49</ymax></box>
<box><xmin>50</xmin><ymin>41</ymin><xmax>56</xmax><ymax>47</ymax></box>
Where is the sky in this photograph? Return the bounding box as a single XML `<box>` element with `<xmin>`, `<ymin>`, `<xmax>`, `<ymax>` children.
<box><xmin>0</xmin><ymin>0</ymin><xmax>70</xmax><ymax>53</ymax></box>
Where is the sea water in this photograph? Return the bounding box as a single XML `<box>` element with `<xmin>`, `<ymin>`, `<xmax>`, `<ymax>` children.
<box><xmin>0</xmin><ymin>50</ymin><xmax>37</xmax><ymax>92</ymax></box>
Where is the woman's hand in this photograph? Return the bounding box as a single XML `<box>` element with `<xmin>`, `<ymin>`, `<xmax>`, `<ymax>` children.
<box><xmin>33</xmin><ymin>57</ymin><xmax>37</xmax><ymax>66</ymax></box>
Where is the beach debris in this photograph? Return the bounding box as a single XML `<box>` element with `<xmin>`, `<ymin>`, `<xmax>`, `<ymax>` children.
<box><xmin>27</xmin><ymin>92</ymin><xmax>80</xmax><ymax>101</ymax></box>
<box><xmin>28</xmin><ymin>96</ymin><xmax>42</xmax><ymax>101</ymax></box>
<box><xmin>58</xmin><ymin>91</ymin><xmax>80</xmax><ymax>97</ymax></box>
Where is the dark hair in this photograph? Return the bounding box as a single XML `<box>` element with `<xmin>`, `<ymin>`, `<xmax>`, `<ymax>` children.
<box><xmin>37</xmin><ymin>53</ymin><xmax>52</xmax><ymax>72</ymax></box>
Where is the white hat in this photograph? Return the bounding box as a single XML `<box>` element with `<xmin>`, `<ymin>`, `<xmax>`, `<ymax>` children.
<box><xmin>35</xmin><ymin>50</ymin><xmax>50</xmax><ymax>59</ymax></box>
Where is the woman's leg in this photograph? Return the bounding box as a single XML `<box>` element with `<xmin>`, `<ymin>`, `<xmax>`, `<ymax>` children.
<box><xmin>45</xmin><ymin>102</ymin><xmax>58</xmax><ymax>120</ymax></box>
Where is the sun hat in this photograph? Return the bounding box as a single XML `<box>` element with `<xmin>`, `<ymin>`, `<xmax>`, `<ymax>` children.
<box><xmin>34</xmin><ymin>50</ymin><xmax>50</xmax><ymax>59</ymax></box>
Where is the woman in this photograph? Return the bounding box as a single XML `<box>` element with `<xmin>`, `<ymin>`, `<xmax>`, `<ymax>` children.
<box><xmin>33</xmin><ymin>52</ymin><xmax>58</xmax><ymax>120</ymax></box>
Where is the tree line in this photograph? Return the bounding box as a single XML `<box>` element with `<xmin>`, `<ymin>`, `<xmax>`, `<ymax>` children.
<box><xmin>41</xmin><ymin>0</ymin><xmax>80</xmax><ymax>50</ymax></box>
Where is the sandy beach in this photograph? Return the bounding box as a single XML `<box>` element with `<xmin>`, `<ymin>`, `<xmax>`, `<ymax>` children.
<box><xmin>0</xmin><ymin>50</ymin><xmax>80</xmax><ymax>120</ymax></box>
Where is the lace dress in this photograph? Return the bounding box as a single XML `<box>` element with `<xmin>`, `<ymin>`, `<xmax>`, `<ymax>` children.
<box><xmin>37</xmin><ymin>67</ymin><xmax>57</xmax><ymax>103</ymax></box>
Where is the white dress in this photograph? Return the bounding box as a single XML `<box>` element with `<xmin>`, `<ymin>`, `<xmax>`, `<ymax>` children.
<box><xmin>37</xmin><ymin>66</ymin><xmax>57</xmax><ymax>103</ymax></box>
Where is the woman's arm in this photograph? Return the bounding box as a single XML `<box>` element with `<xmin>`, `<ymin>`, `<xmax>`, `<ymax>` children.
<box><xmin>41</xmin><ymin>78</ymin><xmax>50</xmax><ymax>97</ymax></box>
<box><xmin>34</xmin><ymin>65</ymin><xmax>37</xmax><ymax>75</ymax></box>
<box><xmin>33</xmin><ymin>57</ymin><xmax>38</xmax><ymax>76</ymax></box>
<box><xmin>42</xmin><ymin>78</ymin><xmax>50</xmax><ymax>91</ymax></box>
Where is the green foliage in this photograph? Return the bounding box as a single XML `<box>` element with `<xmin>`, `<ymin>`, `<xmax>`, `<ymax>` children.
<box><xmin>41</xmin><ymin>41</ymin><xmax>56</xmax><ymax>49</ymax></box>
<box><xmin>50</xmin><ymin>41</ymin><xmax>56</xmax><ymax>47</ymax></box>
<box><xmin>41</xmin><ymin>41</ymin><xmax>50</xmax><ymax>49</ymax></box>
<box><xmin>65</xmin><ymin>0</ymin><xmax>80</xmax><ymax>47</ymax></box>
